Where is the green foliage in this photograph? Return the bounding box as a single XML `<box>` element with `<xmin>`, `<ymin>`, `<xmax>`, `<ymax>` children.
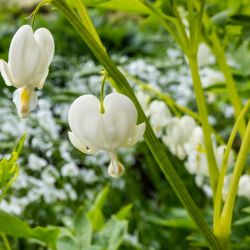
<box><xmin>0</xmin><ymin>134</ymin><xmax>26</xmax><ymax>201</ymax></box>
<box><xmin>56</xmin><ymin>186</ymin><xmax>129</xmax><ymax>250</ymax></box>
<box><xmin>0</xmin><ymin>209</ymin><xmax>60</xmax><ymax>249</ymax></box>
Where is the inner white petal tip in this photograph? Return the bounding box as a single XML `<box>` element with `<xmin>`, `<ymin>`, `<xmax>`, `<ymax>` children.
<box><xmin>108</xmin><ymin>161</ymin><xmax>124</xmax><ymax>178</ymax></box>
<box><xmin>108</xmin><ymin>153</ymin><xmax>124</xmax><ymax>178</ymax></box>
<box><xmin>13</xmin><ymin>88</ymin><xmax>37</xmax><ymax>119</ymax></box>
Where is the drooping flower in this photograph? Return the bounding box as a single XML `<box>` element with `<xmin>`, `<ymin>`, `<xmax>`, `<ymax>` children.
<box><xmin>162</xmin><ymin>115</ymin><xmax>196</xmax><ymax>160</ymax></box>
<box><xmin>148</xmin><ymin>100</ymin><xmax>172</xmax><ymax>136</ymax></box>
<box><xmin>238</xmin><ymin>174</ymin><xmax>250</xmax><ymax>200</ymax></box>
<box><xmin>68</xmin><ymin>93</ymin><xmax>146</xmax><ymax>178</ymax></box>
<box><xmin>0</xmin><ymin>25</ymin><xmax>54</xmax><ymax>118</ymax></box>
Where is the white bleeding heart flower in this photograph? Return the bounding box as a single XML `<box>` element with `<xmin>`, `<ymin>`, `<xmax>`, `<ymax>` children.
<box><xmin>68</xmin><ymin>93</ymin><xmax>146</xmax><ymax>178</ymax></box>
<box><xmin>0</xmin><ymin>25</ymin><xmax>54</xmax><ymax>118</ymax></box>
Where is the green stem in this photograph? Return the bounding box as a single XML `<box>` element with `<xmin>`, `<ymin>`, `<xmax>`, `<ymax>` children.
<box><xmin>210</xmin><ymin>32</ymin><xmax>245</xmax><ymax>139</ymax></box>
<box><xmin>213</xmin><ymin>99</ymin><xmax>250</xmax><ymax>235</ymax></box>
<box><xmin>188</xmin><ymin>55</ymin><xmax>219</xmax><ymax>198</ymax></box>
<box><xmin>100</xmin><ymin>74</ymin><xmax>107</xmax><ymax>113</ymax></box>
<box><xmin>51</xmin><ymin>0</ymin><xmax>221</xmax><ymax>248</ymax></box>
<box><xmin>200</xmin><ymin>9</ymin><xmax>246</xmax><ymax>139</ymax></box>
<box><xmin>1</xmin><ymin>233</ymin><xmax>11</xmax><ymax>250</ymax></box>
<box><xmin>30</xmin><ymin>0</ymin><xmax>51</xmax><ymax>28</ymax></box>
<box><xmin>218</xmin><ymin>119</ymin><xmax>250</xmax><ymax>245</ymax></box>
<box><xmin>74</xmin><ymin>0</ymin><xmax>105</xmax><ymax>51</ymax></box>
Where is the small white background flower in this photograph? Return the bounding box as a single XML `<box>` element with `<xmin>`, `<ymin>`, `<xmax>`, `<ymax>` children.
<box><xmin>0</xmin><ymin>25</ymin><xmax>54</xmax><ymax>118</ymax></box>
<box><xmin>68</xmin><ymin>93</ymin><xmax>146</xmax><ymax>178</ymax></box>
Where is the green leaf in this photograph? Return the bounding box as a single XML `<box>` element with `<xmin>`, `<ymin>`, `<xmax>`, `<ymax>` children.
<box><xmin>242</xmin><ymin>206</ymin><xmax>250</xmax><ymax>214</ymax></box>
<box><xmin>31</xmin><ymin>226</ymin><xmax>61</xmax><ymax>249</ymax></box>
<box><xmin>0</xmin><ymin>134</ymin><xmax>26</xmax><ymax>201</ymax></box>
<box><xmin>56</xmin><ymin>236</ymin><xmax>78</xmax><ymax>250</ymax></box>
<box><xmin>88</xmin><ymin>208</ymin><xmax>105</xmax><ymax>231</ymax></box>
<box><xmin>91</xmin><ymin>0</ymin><xmax>150</xmax><ymax>14</ymax></box>
<box><xmin>115</xmin><ymin>204</ymin><xmax>133</xmax><ymax>220</ymax></box>
<box><xmin>234</xmin><ymin>216</ymin><xmax>250</xmax><ymax>226</ymax></box>
<box><xmin>92</xmin><ymin>185</ymin><xmax>110</xmax><ymax>209</ymax></box>
<box><xmin>147</xmin><ymin>208</ymin><xmax>196</xmax><ymax>230</ymax></box>
<box><xmin>96</xmin><ymin>216</ymin><xmax>128</xmax><ymax>250</ymax></box>
<box><xmin>87</xmin><ymin>186</ymin><xmax>109</xmax><ymax>230</ymax></box>
<box><xmin>0</xmin><ymin>209</ymin><xmax>32</xmax><ymax>238</ymax></box>
<box><xmin>74</xmin><ymin>208</ymin><xmax>92</xmax><ymax>247</ymax></box>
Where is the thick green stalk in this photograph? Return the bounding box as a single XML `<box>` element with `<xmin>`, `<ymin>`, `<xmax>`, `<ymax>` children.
<box><xmin>51</xmin><ymin>0</ymin><xmax>221</xmax><ymax>248</ymax></box>
<box><xmin>74</xmin><ymin>0</ymin><xmax>105</xmax><ymax>51</ymax></box>
<box><xmin>198</xmin><ymin>7</ymin><xmax>246</xmax><ymax>139</ymax></box>
<box><xmin>209</xmin><ymin>32</ymin><xmax>245</xmax><ymax>139</ymax></box>
<box><xmin>188</xmin><ymin>55</ymin><xmax>219</xmax><ymax>197</ymax></box>
<box><xmin>218</xmin><ymin>119</ymin><xmax>250</xmax><ymax>247</ymax></box>
<box><xmin>213</xmin><ymin>100</ymin><xmax>250</xmax><ymax>235</ymax></box>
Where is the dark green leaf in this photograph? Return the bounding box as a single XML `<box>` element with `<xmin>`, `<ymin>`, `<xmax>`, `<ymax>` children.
<box><xmin>0</xmin><ymin>210</ymin><xmax>32</xmax><ymax>238</ymax></box>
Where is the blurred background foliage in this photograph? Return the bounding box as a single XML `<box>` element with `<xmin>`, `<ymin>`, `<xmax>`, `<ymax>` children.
<box><xmin>0</xmin><ymin>0</ymin><xmax>250</xmax><ymax>249</ymax></box>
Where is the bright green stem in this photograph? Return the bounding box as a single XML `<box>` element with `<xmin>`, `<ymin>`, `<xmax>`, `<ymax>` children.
<box><xmin>218</xmin><ymin>119</ymin><xmax>250</xmax><ymax>246</ymax></box>
<box><xmin>100</xmin><ymin>75</ymin><xmax>107</xmax><ymax>113</ymax></box>
<box><xmin>30</xmin><ymin>0</ymin><xmax>51</xmax><ymax>27</ymax></box>
<box><xmin>51</xmin><ymin>0</ymin><xmax>221</xmax><ymax>248</ymax></box>
<box><xmin>74</xmin><ymin>0</ymin><xmax>105</xmax><ymax>51</ymax></box>
<box><xmin>209</xmin><ymin>32</ymin><xmax>245</xmax><ymax>139</ymax></box>
<box><xmin>213</xmin><ymin>99</ymin><xmax>250</xmax><ymax>236</ymax></box>
<box><xmin>1</xmin><ymin>233</ymin><xmax>11</xmax><ymax>250</ymax></box>
<box><xmin>188</xmin><ymin>55</ymin><xmax>219</xmax><ymax>197</ymax></box>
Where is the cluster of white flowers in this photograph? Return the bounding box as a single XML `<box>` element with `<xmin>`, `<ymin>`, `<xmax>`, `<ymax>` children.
<box><xmin>135</xmin><ymin>90</ymin><xmax>237</xmax><ymax>197</ymax></box>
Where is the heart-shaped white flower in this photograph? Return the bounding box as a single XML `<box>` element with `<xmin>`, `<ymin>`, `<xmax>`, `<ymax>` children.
<box><xmin>68</xmin><ymin>93</ymin><xmax>146</xmax><ymax>178</ymax></box>
<box><xmin>0</xmin><ymin>25</ymin><xmax>54</xmax><ymax>118</ymax></box>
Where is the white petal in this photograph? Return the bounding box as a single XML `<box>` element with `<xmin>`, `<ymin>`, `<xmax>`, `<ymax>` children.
<box><xmin>8</xmin><ymin>25</ymin><xmax>41</xmax><ymax>87</ymax></box>
<box><xmin>13</xmin><ymin>88</ymin><xmax>38</xmax><ymax>118</ymax></box>
<box><xmin>68</xmin><ymin>95</ymin><xmax>105</xmax><ymax>150</ymax></box>
<box><xmin>102</xmin><ymin>93</ymin><xmax>138</xmax><ymax>149</ymax></box>
<box><xmin>0</xmin><ymin>60</ymin><xmax>13</xmax><ymax>86</ymax></box>
<box><xmin>125</xmin><ymin>122</ymin><xmax>146</xmax><ymax>146</ymax></box>
<box><xmin>37</xmin><ymin>69</ymin><xmax>48</xmax><ymax>89</ymax></box>
<box><xmin>34</xmin><ymin>28</ymin><xmax>54</xmax><ymax>87</ymax></box>
<box><xmin>108</xmin><ymin>153</ymin><xmax>124</xmax><ymax>178</ymax></box>
<box><xmin>68</xmin><ymin>132</ymin><xmax>97</xmax><ymax>154</ymax></box>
